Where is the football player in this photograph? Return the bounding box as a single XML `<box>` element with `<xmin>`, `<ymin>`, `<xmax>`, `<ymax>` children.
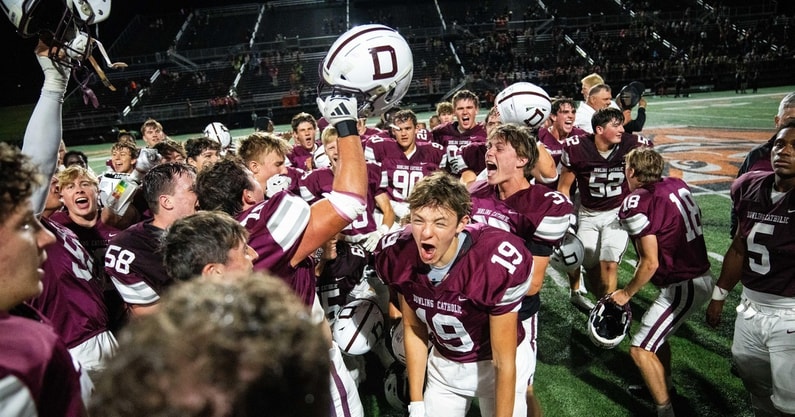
<box><xmin>104</xmin><ymin>162</ymin><xmax>198</xmax><ymax>317</ymax></box>
<box><xmin>468</xmin><ymin>123</ymin><xmax>574</xmax><ymax>416</ymax></box>
<box><xmin>375</xmin><ymin>171</ymin><xmax>534</xmax><ymax>417</ymax></box>
<box><xmin>237</xmin><ymin>131</ymin><xmax>303</xmax><ymax>194</ymax></box>
<box><xmin>287</xmin><ymin>112</ymin><xmax>319</xmax><ymax>170</ymax></box>
<box><xmin>612</xmin><ymin>148</ymin><xmax>713</xmax><ymax>417</ymax></box>
<box><xmin>185</xmin><ymin>136</ymin><xmax>221</xmax><ymax>171</ymax></box>
<box><xmin>364</xmin><ymin>109</ymin><xmax>446</xmax><ymax>222</ymax></box>
<box><xmin>707</xmin><ymin>122</ymin><xmax>795</xmax><ymax>417</ymax></box>
<box><xmin>537</xmin><ymin>98</ymin><xmax>593</xmax><ymax>308</ymax></box>
<box><xmin>2</xmin><ymin>41</ymin><xmax>99</xmax><ymax>415</ymax></box>
<box><xmin>432</xmin><ymin>90</ymin><xmax>488</xmax><ymax>177</ymax></box>
<box><xmin>729</xmin><ymin>91</ymin><xmax>795</xmax><ymax>237</ymax></box>
<box><xmin>558</xmin><ymin>107</ymin><xmax>652</xmax><ymax>299</ymax></box>
<box><xmin>140</xmin><ymin>118</ymin><xmax>166</xmax><ymax>148</ymax></box>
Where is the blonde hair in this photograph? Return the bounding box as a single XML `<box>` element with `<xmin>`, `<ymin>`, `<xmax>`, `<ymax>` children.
<box><xmin>320</xmin><ymin>126</ymin><xmax>339</xmax><ymax>146</ymax></box>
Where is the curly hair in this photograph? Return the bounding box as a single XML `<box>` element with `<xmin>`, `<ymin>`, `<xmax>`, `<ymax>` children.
<box><xmin>89</xmin><ymin>272</ymin><xmax>330</xmax><ymax>417</ymax></box>
<box><xmin>162</xmin><ymin>211</ymin><xmax>249</xmax><ymax>281</ymax></box>
<box><xmin>0</xmin><ymin>142</ymin><xmax>41</xmax><ymax>224</ymax></box>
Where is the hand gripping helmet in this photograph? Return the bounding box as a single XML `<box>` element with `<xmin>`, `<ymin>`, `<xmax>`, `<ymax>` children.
<box><xmin>2</xmin><ymin>0</ymin><xmax>112</xmax><ymax>65</ymax></box>
<box><xmin>383</xmin><ymin>362</ymin><xmax>410</xmax><ymax>411</ymax></box>
<box><xmin>387</xmin><ymin>318</ymin><xmax>406</xmax><ymax>364</ymax></box>
<box><xmin>588</xmin><ymin>294</ymin><xmax>632</xmax><ymax>349</ymax></box>
<box><xmin>549</xmin><ymin>231</ymin><xmax>585</xmax><ymax>273</ymax></box>
<box><xmin>332</xmin><ymin>298</ymin><xmax>385</xmax><ymax>355</ymax></box>
<box><xmin>617</xmin><ymin>81</ymin><xmax>645</xmax><ymax>110</ymax></box>
<box><xmin>319</xmin><ymin>24</ymin><xmax>413</xmax><ymax>118</ymax></box>
<box><xmin>495</xmin><ymin>82</ymin><xmax>551</xmax><ymax>129</ymax></box>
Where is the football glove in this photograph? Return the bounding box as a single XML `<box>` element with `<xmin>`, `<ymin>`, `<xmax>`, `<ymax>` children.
<box><xmin>316</xmin><ymin>95</ymin><xmax>358</xmax><ymax>126</ymax></box>
<box><xmin>313</xmin><ymin>144</ymin><xmax>331</xmax><ymax>169</ymax></box>
<box><xmin>362</xmin><ymin>224</ymin><xmax>390</xmax><ymax>252</ymax></box>
<box><xmin>129</xmin><ymin>148</ymin><xmax>160</xmax><ymax>183</ymax></box>
<box><xmin>408</xmin><ymin>401</ymin><xmax>425</xmax><ymax>417</ymax></box>
<box><xmin>446</xmin><ymin>153</ymin><xmax>467</xmax><ymax>174</ymax></box>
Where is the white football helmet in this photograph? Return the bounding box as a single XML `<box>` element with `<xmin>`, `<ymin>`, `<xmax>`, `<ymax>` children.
<box><xmin>318</xmin><ymin>24</ymin><xmax>413</xmax><ymax>118</ymax></box>
<box><xmin>2</xmin><ymin>0</ymin><xmax>112</xmax><ymax>65</ymax></box>
<box><xmin>588</xmin><ymin>294</ymin><xmax>632</xmax><ymax>349</ymax></box>
<box><xmin>383</xmin><ymin>362</ymin><xmax>410</xmax><ymax>411</ymax></box>
<box><xmin>495</xmin><ymin>82</ymin><xmax>551</xmax><ymax>129</ymax></box>
<box><xmin>332</xmin><ymin>298</ymin><xmax>385</xmax><ymax>355</ymax></box>
<box><xmin>204</xmin><ymin>122</ymin><xmax>232</xmax><ymax>150</ymax></box>
<box><xmin>388</xmin><ymin>319</ymin><xmax>406</xmax><ymax>364</ymax></box>
<box><xmin>550</xmin><ymin>231</ymin><xmax>585</xmax><ymax>273</ymax></box>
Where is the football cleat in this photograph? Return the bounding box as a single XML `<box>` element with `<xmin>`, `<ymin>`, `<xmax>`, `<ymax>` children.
<box><xmin>495</xmin><ymin>82</ymin><xmax>551</xmax><ymax>129</ymax></box>
<box><xmin>318</xmin><ymin>24</ymin><xmax>413</xmax><ymax>118</ymax></box>
<box><xmin>588</xmin><ymin>294</ymin><xmax>632</xmax><ymax>349</ymax></box>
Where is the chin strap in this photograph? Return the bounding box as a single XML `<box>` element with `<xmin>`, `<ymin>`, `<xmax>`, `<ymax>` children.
<box><xmin>85</xmin><ymin>37</ymin><xmax>128</xmax><ymax>92</ymax></box>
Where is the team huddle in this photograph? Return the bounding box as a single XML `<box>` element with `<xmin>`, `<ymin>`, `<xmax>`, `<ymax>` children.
<box><xmin>1</xmin><ymin>3</ymin><xmax>795</xmax><ymax>417</ymax></box>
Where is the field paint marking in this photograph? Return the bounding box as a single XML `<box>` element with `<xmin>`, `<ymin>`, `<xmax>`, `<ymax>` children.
<box><xmin>653</xmin><ymin>91</ymin><xmax>786</xmax><ymax>106</ymax></box>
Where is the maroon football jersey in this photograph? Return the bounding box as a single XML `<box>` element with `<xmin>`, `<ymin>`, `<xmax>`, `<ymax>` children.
<box><xmin>317</xmin><ymin>240</ymin><xmax>369</xmax><ymax>322</ymax></box>
<box><xmin>365</xmin><ymin>136</ymin><xmax>445</xmax><ymax>203</ymax></box>
<box><xmin>375</xmin><ymin>223</ymin><xmax>532</xmax><ymax>363</ymax></box>
<box><xmin>456</xmin><ymin>141</ymin><xmax>487</xmax><ymax>175</ymax></box>
<box><xmin>561</xmin><ymin>132</ymin><xmax>652</xmax><ymax>211</ymax></box>
<box><xmin>431</xmin><ymin>121</ymin><xmax>488</xmax><ymax>175</ymax></box>
<box><xmin>0</xmin><ymin>311</ymin><xmax>85</xmax><ymax>417</ymax></box>
<box><xmin>731</xmin><ymin>171</ymin><xmax>795</xmax><ymax>296</ymax></box>
<box><xmin>298</xmin><ymin>163</ymin><xmax>385</xmax><ymax>236</ymax></box>
<box><xmin>237</xmin><ymin>191</ymin><xmax>317</xmax><ymax>306</ymax></box>
<box><xmin>50</xmin><ymin>211</ymin><xmax>119</xmax><ymax>279</ymax></box>
<box><xmin>537</xmin><ymin>126</ymin><xmax>588</xmax><ymax>168</ymax></box>
<box><xmin>105</xmin><ymin>220</ymin><xmax>171</xmax><ymax>305</ymax></box>
<box><xmin>288</xmin><ymin>143</ymin><xmax>316</xmax><ymax>170</ymax></box>
<box><xmin>468</xmin><ymin>180</ymin><xmax>573</xmax><ymax>247</ymax></box>
<box><xmin>33</xmin><ymin>218</ymin><xmax>108</xmax><ymax>348</ymax></box>
<box><xmin>618</xmin><ymin>177</ymin><xmax>711</xmax><ymax>286</ymax></box>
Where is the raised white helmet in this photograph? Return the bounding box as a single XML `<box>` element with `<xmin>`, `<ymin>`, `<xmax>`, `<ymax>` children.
<box><xmin>383</xmin><ymin>362</ymin><xmax>410</xmax><ymax>410</ymax></box>
<box><xmin>2</xmin><ymin>0</ymin><xmax>112</xmax><ymax>64</ymax></box>
<box><xmin>319</xmin><ymin>24</ymin><xmax>413</xmax><ymax>118</ymax></box>
<box><xmin>332</xmin><ymin>298</ymin><xmax>385</xmax><ymax>355</ymax></box>
<box><xmin>204</xmin><ymin>122</ymin><xmax>232</xmax><ymax>149</ymax></box>
<box><xmin>495</xmin><ymin>82</ymin><xmax>551</xmax><ymax>129</ymax></box>
<box><xmin>550</xmin><ymin>231</ymin><xmax>585</xmax><ymax>273</ymax></box>
<box><xmin>588</xmin><ymin>294</ymin><xmax>632</xmax><ymax>349</ymax></box>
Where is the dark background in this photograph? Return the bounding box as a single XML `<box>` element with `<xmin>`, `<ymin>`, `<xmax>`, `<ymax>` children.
<box><xmin>1</xmin><ymin>0</ymin><xmax>255</xmax><ymax>106</ymax></box>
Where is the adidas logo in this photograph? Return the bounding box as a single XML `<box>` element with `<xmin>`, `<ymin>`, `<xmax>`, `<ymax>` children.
<box><xmin>331</xmin><ymin>102</ymin><xmax>352</xmax><ymax>117</ymax></box>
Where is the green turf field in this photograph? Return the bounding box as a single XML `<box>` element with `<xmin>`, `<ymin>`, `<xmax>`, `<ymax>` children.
<box><xmin>66</xmin><ymin>86</ymin><xmax>793</xmax><ymax>416</ymax></box>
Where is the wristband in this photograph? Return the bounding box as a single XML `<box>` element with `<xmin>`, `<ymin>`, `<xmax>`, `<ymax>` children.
<box><xmin>711</xmin><ymin>286</ymin><xmax>729</xmax><ymax>301</ymax></box>
<box><xmin>335</xmin><ymin>120</ymin><xmax>358</xmax><ymax>138</ymax></box>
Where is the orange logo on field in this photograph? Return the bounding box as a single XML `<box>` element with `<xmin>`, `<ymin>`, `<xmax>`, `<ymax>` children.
<box><xmin>643</xmin><ymin>128</ymin><xmax>771</xmax><ymax>190</ymax></box>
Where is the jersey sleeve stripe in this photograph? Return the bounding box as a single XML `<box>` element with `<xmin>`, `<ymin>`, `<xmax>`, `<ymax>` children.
<box><xmin>535</xmin><ymin>215</ymin><xmax>572</xmax><ymax>242</ymax></box>
<box><xmin>498</xmin><ymin>274</ymin><xmax>532</xmax><ymax>307</ymax></box>
<box><xmin>109</xmin><ymin>276</ymin><xmax>160</xmax><ymax>304</ymax></box>
<box><xmin>267</xmin><ymin>195</ymin><xmax>310</xmax><ymax>250</ymax></box>
<box><xmin>620</xmin><ymin>212</ymin><xmax>650</xmax><ymax>236</ymax></box>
